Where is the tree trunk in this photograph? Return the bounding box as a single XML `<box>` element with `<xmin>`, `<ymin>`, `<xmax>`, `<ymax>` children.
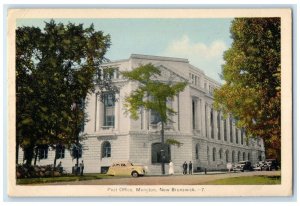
<box><xmin>161</xmin><ymin>121</ymin><xmax>165</xmax><ymax>175</ymax></box>
<box><xmin>24</xmin><ymin>145</ymin><xmax>34</xmax><ymax>166</ymax></box>
<box><xmin>53</xmin><ymin>148</ymin><xmax>57</xmax><ymax>168</ymax></box>
<box><xmin>16</xmin><ymin>140</ymin><xmax>19</xmax><ymax>165</ymax></box>
<box><xmin>34</xmin><ymin>147</ymin><xmax>38</xmax><ymax>166</ymax></box>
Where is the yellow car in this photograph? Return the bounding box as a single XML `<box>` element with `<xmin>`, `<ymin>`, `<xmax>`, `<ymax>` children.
<box><xmin>107</xmin><ymin>162</ymin><xmax>146</xmax><ymax>177</ymax></box>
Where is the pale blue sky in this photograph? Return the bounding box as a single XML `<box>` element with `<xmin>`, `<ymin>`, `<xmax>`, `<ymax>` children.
<box><xmin>17</xmin><ymin>18</ymin><xmax>233</xmax><ymax>82</ymax></box>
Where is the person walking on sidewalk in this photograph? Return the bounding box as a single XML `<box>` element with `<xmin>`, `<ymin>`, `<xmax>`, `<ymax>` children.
<box><xmin>188</xmin><ymin>161</ymin><xmax>193</xmax><ymax>175</ymax></box>
<box><xmin>182</xmin><ymin>161</ymin><xmax>188</xmax><ymax>175</ymax></box>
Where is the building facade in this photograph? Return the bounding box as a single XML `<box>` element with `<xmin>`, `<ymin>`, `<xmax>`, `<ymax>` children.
<box><xmin>17</xmin><ymin>54</ymin><xmax>265</xmax><ymax>174</ymax></box>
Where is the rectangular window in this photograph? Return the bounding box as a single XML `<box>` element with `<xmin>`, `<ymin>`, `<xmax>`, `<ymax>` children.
<box><xmin>56</xmin><ymin>145</ymin><xmax>65</xmax><ymax>159</ymax></box>
<box><xmin>104</xmin><ymin>93</ymin><xmax>115</xmax><ymax>127</ymax></box>
<box><xmin>241</xmin><ymin>128</ymin><xmax>244</xmax><ymax>145</ymax></box>
<box><xmin>38</xmin><ymin>145</ymin><xmax>48</xmax><ymax>159</ymax></box>
<box><xmin>224</xmin><ymin>118</ymin><xmax>227</xmax><ymax>141</ymax></box>
<box><xmin>236</xmin><ymin>128</ymin><xmax>239</xmax><ymax>144</ymax></box>
<box><xmin>205</xmin><ymin>104</ymin><xmax>208</xmax><ymax>137</ymax></box>
<box><xmin>210</xmin><ymin>108</ymin><xmax>214</xmax><ymax>139</ymax></box>
<box><xmin>150</xmin><ymin>110</ymin><xmax>161</xmax><ymax>124</ymax></box>
<box><xmin>230</xmin><ymin>116</ymin><xmax>233</xmax><ymax>143</ymax></box>
<box><xmin>217</xmin><ymin>112</ymin><xmax>221</xmax><ymax>140</ymax></box>
<box><xmin>192</xmin><ymin>99</ymin><xmax>196</xmax><ymax>130</ymax></box>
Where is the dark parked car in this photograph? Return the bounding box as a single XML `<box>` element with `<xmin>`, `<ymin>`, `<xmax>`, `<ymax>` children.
<box><xmin>253</xmin><ymin>161</ymin><xmax>266</xmax><ymax>171</ymax></box>
<box><xmin>233</xmin><ymin>161</ymin><xmax>253</xmax><ymax>172</ymax></box>
<box><xmin>265</xmin><ymin>159</ymin><xmax>280</xmax><ymax>171</ymax></box>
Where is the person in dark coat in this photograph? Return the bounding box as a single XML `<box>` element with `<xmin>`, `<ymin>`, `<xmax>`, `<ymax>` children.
<box><xmin>188</xmin><ymin>161</ymin><xmax>193</xmax><ymax>175</ymax></box>
<box><xmin>80</xmin><ymin>160</ymin><xmax>84</xmax><ymax>176</ymax></box>
<box><xmin>183</xmin><ymin>161</ymin><xmax>188</xmax><ymax>175</ymax></box>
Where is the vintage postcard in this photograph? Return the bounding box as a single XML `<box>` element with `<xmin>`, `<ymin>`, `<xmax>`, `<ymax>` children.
<box><xmin>7</xmin><ymin>8</ymin><xmax>292</xmax><ymax>197</ymax></box>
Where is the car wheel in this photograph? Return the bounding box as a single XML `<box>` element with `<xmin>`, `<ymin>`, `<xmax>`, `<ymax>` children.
<box><xmin>131</xmin><ymin>171</ymin><xmax>138</xmax><ymax>177</ymax></box>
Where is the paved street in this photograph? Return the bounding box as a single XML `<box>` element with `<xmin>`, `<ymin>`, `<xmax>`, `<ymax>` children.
<box><xmin>49</xmin><ymin>171</ymin><xmax>280</xmax><ymax>185</ymax></box>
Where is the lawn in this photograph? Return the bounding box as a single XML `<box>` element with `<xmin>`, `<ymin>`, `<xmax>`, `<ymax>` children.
<box><xmin>204</xmin><ymin>175</ymin><xmax>281</xmax><ymax>185</ymax></box>
<box><xmin>16</xmin><ymin>173</ymin><xmax>121</xmax><ymax>185</ymax></box>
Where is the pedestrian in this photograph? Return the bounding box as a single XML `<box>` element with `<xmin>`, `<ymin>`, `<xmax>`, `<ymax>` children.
<box><xmin>57</xmin><ymin>161</ymin><xmax>63</xmax><ymax>173</ymax></box>
<box><xmin>80</xmin><ymin>160</ymin><xmax>84</xmax><ymax>176</ymax></box>
<box><xmin>169</xmin><ymin>160</ymin><xmax>174</xmax><ymax>175</ymax></box>
<box><xmin>188</xmin><ymin>161</ymin><xmax>193</xmax><ymax>175</ymax></box>
<box><xmin>74</xmin><ymin>163</ymin><xmax>78</xmax><ymax>175</ymax></box>
<box><xmin>182</xmin><ymin>161</ymin><xmax>187</xmax><ymax>175</ymax></box>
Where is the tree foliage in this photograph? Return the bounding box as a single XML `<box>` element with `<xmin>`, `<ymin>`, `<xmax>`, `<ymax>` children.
<box><xmin>16</xmin><ymin>20</ymin><xmax>113</xmax><ymax>165</ymax></box>
<box><xmin>121</xmin><ymin>63</ymin><xmax>187</xmax><ymax>174</ymax></box>
<box><xmin>213</xmin><ymin>18</ymin><xmax>281</xmax><ymax>159</ymax></box>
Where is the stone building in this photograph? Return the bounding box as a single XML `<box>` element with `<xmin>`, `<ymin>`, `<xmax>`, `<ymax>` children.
<box><xmin>17</xmin><ymin>54</ymin><xmax>265</xmax><ymax>174</ymax></box>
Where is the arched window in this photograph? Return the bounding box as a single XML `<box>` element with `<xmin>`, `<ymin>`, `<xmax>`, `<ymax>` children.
<box><xmin>248</xmin><ymin>153</ymin><xmax>251</xmax><ymax>161</ymax></box>
<box><xmin>102</xmin><ymin>141</ymin><xmax>111</xmax><ymax>158</ymax></box>
<box><xmin>232</xmin><ymin>150</ymin><xmax>235</xmax><ymax>163</ymax></box>
<box><xmin>243</xmin><ymin>152</ymin><xmax>246</xmax><ymax>161</ymax></box>
<box><xmin>238</xmin><ymin>151</ymin><xmax>241</xmax><ymax>162</ymax></box>
<box><xmin>195</xmin><ymin>143</ymin><xmax>200</xmax><ymax>160</ymax></box>
<box><xmin>212</xmin><ymin>148</ymin><xmax>216</xmax><ymax>161</ymax></box>
<box><xmin>151</xmin><ymin>143</ymin><xmax>170</xmax><ymax>163</ymax></box>
<box><xmin>225</xmin><ymin>150</ymin><xmax>229</xmax><ymax>162</ymax></box>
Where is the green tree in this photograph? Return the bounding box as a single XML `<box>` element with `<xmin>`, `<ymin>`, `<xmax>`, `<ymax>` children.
<box><xmin>121</xmin><ymin>64</ymin><xmax>187</xmax><ymax>174</ymax></box>
<box><xmin>16</xmin><ymin>20</ymin><xmax>115</xmax><ymax>166</ymax></box>
<box><xmin>213</xmin><ymin>18</ymin><xmax>281</xmax><ymax>160</ymax></box>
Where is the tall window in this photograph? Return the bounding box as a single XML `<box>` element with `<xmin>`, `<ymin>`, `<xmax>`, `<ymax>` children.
<box><xmin>102</xmin><ymin>141</ymin><xmax>111</xmax><ymax>158</ymax></box>
<box><xmin>243</xmin><ymin>152</ymin><xmax>246</xmax><ymax>161</ymax></box>
<box><xmin>205</xmin><ymin>104</ymin><xmax>208</xmax><ymax>137</ymax></box>
<box><xmin>212</xmin><ymin>148</ymin><xmax>216</xmax><ymax>161</ymax></box>
<box><xmin>219</xmin><ymin>149</ymin><xmax>223</xmax><ymax>160</ymax></box>
<box><xmin>150</xmin><ymin>110</ymin><xmax>161</xmax><ymax>124</ymax></box>
<box><xmin>195</xmin><ymin>144</ymin><xmax>200</xmax><ymax>159</ymax></box>
<box><xmin>232</xmin><ymin>150</ymin><xmax>235</xmax><ymax>163</ymax></box>
<box><xmin>238</xmin><ymin>151</ymin><xmax>241</xmax><ymax>162</ymax></box>
<box><xmin>207</xmin><ymin>146</ymin><xmax>210</xmax><ymax>162</ymax></box>
<box><xmin>38</xmin><ymin>145</ymin><xmax>48</xmax><ymax>159</ymax></box>
<box><xmin>56</xmin><ymin>145</ymin><xmax>65</xmax><ymax>159</ymax></box>
<box><xmin>236</xmin><ymin>128</ymin><xmax>239</xmax><ymax>144</ymax></box>
<box><xmin>225</xmin><ymin>150</ymin><xmax>229</xmax><ymax>162</ymax></box>
<box><xmin>103</xmin><ymin>93</ymin><xmax>115</xmax><ymax>127</ymax></box>
<box><xmin>211</xmin><ymin>108</ymin><xmax>214</xmax><ymax>139</ymax></box>
<box><xmin>224</xmin><ymin>118</ymin><xmax>227</xmax><ymax>141</ymax></box>
<box><xmin>248</xmin><ymin>153</ymin><xmax>251</xmax><ymax>161</ymax></box>
<box><xmin>71</xmin><ymin>144</ymin><xmax>82</xmax><ymax>159</ymax></box>
<box><xmin>241</xmin><ymin>128</ymin><xmax>244</xmax><ymax>145</ymax></box>
<box><xmin>192</xmin><ymin>99</ymin><xmax>196</xmax><ymax>130</ymax></box>
<box><xmin>217</xmin><ymin>112</ymin><xmax>221</xmax><ymax>140</ymax></box>
<box><xmin>151</xmin><ymin>143</ymin><xmax>171</xmax><ymax>163</ymax></box>
<box><xmin>230</xmin><ymin>116</ymin><xmax>233</xmax><ymax>142</ymax></box>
